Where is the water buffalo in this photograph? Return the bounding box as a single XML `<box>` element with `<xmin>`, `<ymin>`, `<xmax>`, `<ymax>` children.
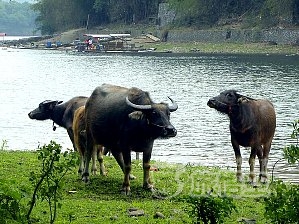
<box><xmin>207</xmin><ymin>90</ymin><xmax>276</xmax><ymax>184</ymax></box>
<box><xmin>28</xmin><ymin>96</ymin><xmax>88</xmax><ymax>151</ymax></box>
<box><xmin>73</xmin><ymin>106</ymin><xmax>106</xmax><ymax>175</ymax></box>
<box><xmin>82</xmin><ymin>84</ymin><xmax>178</xmax><ymax>194</ymax></box>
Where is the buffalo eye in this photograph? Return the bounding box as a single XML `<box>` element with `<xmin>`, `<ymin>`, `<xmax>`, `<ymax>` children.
<box><xmin>226</xmin><ymin>92</ymin><xmax>232</xmax><ymax>97</ymax></box>
<box><xmin>152</xmin><ymin>110</ymin><xmax>157</xmax><ymax>116</ymax></box>
<box><xmin>225</xmin><ymin>92</ymin><xmax>235</xmax><ymax>100</ymax></box>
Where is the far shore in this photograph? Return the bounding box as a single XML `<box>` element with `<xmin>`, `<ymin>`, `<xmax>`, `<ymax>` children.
<box><xmin>5</xmin><ymin>28</ymin><xmax>299</xmax><ymax>55</ymax></box>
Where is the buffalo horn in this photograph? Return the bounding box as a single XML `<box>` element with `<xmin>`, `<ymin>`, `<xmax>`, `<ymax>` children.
<box><xmin>168</xmin><ymin>97</ymin><xmax>178</xmax><ymax>112</ymax></box>
<box><xmin>125</xmin><ymin>96</ymin><xmax>152</xmax><ymax>110</ymax></box>
<box><xmin>42</xmin><ymin>100</ymin><xmax>63</xmax><ymax>105</ymax></box>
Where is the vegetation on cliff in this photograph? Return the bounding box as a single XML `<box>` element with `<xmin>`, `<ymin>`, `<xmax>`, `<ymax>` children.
<box><xmin>31</xmin><ymin>0</ymin><xmax>299</xmax><ymax>35</ymax></box>
<box><xmin>1</xmin><ymin>0</ymin><xmax>299</xmax><ymax>36</ymax></box>
<box><xmin>0</xmin><ymin>0</ymin><xmax>37</xmax><ymax>35</ymax></box>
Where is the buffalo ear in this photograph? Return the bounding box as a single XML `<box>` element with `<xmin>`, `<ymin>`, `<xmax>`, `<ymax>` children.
<box><xmin>128</xmin><ymin>111</ymin><xmax>145</xmax><ymax>120</ymax></box>
<box><xmin>237</xmin><ymin>96</ymin><xmax>250</xmax><ymax>104</ymax></box>
<box><xmin>57</xmin><ymin>100</ymin><xmax>63</xmax><ymax>105</ymax></box>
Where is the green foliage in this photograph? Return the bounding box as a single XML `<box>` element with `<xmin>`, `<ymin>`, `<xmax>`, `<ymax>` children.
<box><xmin>264</xmin><ymin>119</ymin><xmax>299</xmax><ymax>224</ymax></box>
<box><xmin>185</xmin><ymin>190</ymin><xmax>237</xmax><ymax>224</ymax></box>
<box><xmin>27</xmin><ymin>141</ymin><xmax>77</xmax><ymax>224</ymax></box>
<box><xmin>0</xmin><ymin>180</ymin><xmax>26</xmax><ymax>224</ymax></box>
<box><xmin>0</xmin><ymin>139</ymin><xmax>8</xmax><ymax>150</ymax></box>
<box><xmin>0</xmin><ymin>0</ymin><xmax>37</xmax><ymax>35</ymax></box>
<box><xmin>168</xmin><ymin>0</ymin><xmax>299</xmax><ymax>28</ymax></box>
<box><xmin>2</xmin><ymin>0</ymin><xmax>299</xmax><ymax>35</ymax></box>
<box><xmin>264</xmin><ymin>180</ymin><xmax>299</xmax><ymax>224</ymax></box>
<box><xmin>283</xmin><ymin>119</ymin><xmax>299</xmax><ymax>164</ymax></box>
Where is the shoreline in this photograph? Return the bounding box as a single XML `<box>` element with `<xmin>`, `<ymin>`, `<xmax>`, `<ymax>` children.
<box><xmin>4</xmin><ymin>27</ymin><xmax>299</xmax><ymax>55</ymax></box>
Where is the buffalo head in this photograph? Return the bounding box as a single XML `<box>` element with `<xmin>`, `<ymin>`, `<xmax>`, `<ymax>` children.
<box><xmin>126</xmin><ymin>96</ymin><xmax>178</xmax><ymax>138</ymax></box>
<box><xmin>28</xmin><ymin>100</ymin><xmax>63</xmax><ymax>120</ymax></box>
<box><xmin>207</xmin><ymin>90</ymin><xmax>252</xmax><ymax>114</ymax></box>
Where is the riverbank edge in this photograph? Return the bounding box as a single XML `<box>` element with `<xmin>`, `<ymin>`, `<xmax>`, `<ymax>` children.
<box><xmin>8</xmin><ymin>26</ymin><xmax>299</xmax><ymax>55</ymax></box>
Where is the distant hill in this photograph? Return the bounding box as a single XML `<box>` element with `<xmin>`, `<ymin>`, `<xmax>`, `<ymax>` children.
<box><xmin>0</xmin><ymin>0</ymin><xmax>37</xmax><ymax>35</ymax></box>
<box><xmin>2</xmin><ymin>0</ymin><xmax>34</xmax><ymax>2</ymax></box>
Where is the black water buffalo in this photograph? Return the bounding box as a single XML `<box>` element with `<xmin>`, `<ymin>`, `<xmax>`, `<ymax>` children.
<box><xmin>28</xmin><ymin>96</ymin><xmax>88</xmax><ymax>151</ymax></box>
<box><xmin>82</xmin><ymin>84</ymin><xmax>178</xmax><ymax>194</ymax></box>
<box><xmin>207</xmin><ymin>90</ymin><xmax>276</xmax><ymax>184</ymax></box>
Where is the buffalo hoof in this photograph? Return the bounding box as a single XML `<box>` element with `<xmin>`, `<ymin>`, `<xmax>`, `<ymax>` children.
<box><xmin>129</xmin><ymin>174</ymin><xmax>136</xmax><ymax>180</ymax></box>
<box><xmin>259</xmin><ymin>175</ymin><xmax>268</xmax><ymax>184</ymax></box>
<box><xmin>143</xmin><ymin>183</ymin><xmax>155</xmax><ymax>192</ymax></box>
<box><xmin>121</xmin><ymin>186</ymin><xmax>131</xmax><ymax>195</ymax></box>
<box><xmin>100</xmin><ymin>171</ymin><xmax>107</xmax><ymax>176</ymax></box>
<box><xmin>236</xmin><ymin>175</ymin><xmax>243</xmax><ymax>183</ymax></box>
<box><xmin>247</xmin><ymin>180</ymin><xmax>258</xmax><ymax>188</ymax></box>
<box><xmin>100</xmin><ymin>166</ymin><xmax>107</xmax><ymax>176</ymax></box>
<box><xmin>82</xmin><ymin>173</ymin><xmax>90</xmax><ymax>183</ymax></box>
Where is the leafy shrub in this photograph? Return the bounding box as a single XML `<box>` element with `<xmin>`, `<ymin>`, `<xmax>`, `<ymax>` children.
<box><xmin>264</xmin><ymin>180</ymin><xmax>299</xmax><ymax>224</ymax></box>
<box><xmin>186</xmin><ymin>190</ymin><xmax>236</xmax><ymax>224</ymax></box>
<box><xmin>0</xmin><ymin>181</ymin><xmax>26</xmax><ymax>223</ymax></box>
<box><xmin>27</xmin><ymin>141</ymin><xmax>77</xmax><ymax>224</ymax></box>
<box><xmin>264</xmin><ymin>119</ymin><xmax>299</xmax><ymax>224</ymax></box>
<box><xmin>283</xmin><ymin>119</ymin><xmax>299</xmax><ymax>164</ymax></box>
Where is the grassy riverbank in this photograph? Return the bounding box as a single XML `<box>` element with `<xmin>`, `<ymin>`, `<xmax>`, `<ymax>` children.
<box><xmin>144</xmin><ymin>41</ymin><xmax>299</xmax><ymax>55</ymax></box>
<box><xmin>0</xmin><ymin>150</ymin><xmax>272</xmax><ymax>223</ymax></box>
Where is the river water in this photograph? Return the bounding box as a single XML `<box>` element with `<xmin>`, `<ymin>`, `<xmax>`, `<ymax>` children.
<box><xmin>0</xmin><ymin>48</ymin><xmax>298</xmax><ymax>182</ymax></box>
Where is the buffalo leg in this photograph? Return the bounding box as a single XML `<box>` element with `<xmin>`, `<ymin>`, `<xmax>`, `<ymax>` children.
<box><xmin>259</xmin><ymin>142</ymin><xmax>271</xmax><ymax>183</ymax></box>
<box><xmin>78</xmin><ymin>151</ymin><xmax>85</xmax><ymax>175</ymax></box>
<box><xmin>97</xmin><ymin>145</ymin><xmax>106</xmax><ymax>176</ymax></box>
<box><xmin>143</xmin><ymin>150</ymin><xmax>154</xmax><ymax>190</ymax></box>
<box><xmin>249</xmin><ymin>147</ymin><xmax>258</xmax><ymax>185</ymax></box>
<box><xmin>121</xmin><ymin>151</ymin><xmax>132</xmax><ymax>195</ymax></box>
<box><xmin>232</xmin><ymin>139</ymin><xmax>242</xmax><ymax>182</ymax></box>
<box><xmin>91</xmin><ymin>145</ymin><xmax>98</xmax><ymax>175</ymax></box>
<box><xmin>67</xmin><ymin>128</ymin><xmax>76</xmax><ymax>152</ymax></box>
<box><xmin>82</xmin><ymin>135</ymin><xmax>92</xmax><ymax>183</ymax></box>
<box><xmin>111</xmin><ymin>150</ymin><xmax>136</xmax><ymax>180</ymax></box>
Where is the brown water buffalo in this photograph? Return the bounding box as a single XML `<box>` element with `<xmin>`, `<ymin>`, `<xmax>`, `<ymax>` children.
<box><xmin>28</xmin><ymin>96</ymin><xmax>88</xmax><ymax>152</ymax></box>
<box><xmin>207</xmin><ymin>90</ymin><xmax>276</xmax><ymax>184</ymax></box>
<box><xmin>82</xmin><ymin>84</ymin><xmax>178</xmax><ymax>194</ymax></box>
<box><xmin>72</xmin><ymin>106</ymin><xmax>106</xmax><ymax>175</ymax></box>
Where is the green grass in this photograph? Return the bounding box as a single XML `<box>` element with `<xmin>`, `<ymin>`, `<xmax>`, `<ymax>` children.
<box><xmin>0</xmin><ymin>150</ymin><xmax>271</xmax><ymax>223</ymax></box>
<box><xmin>144</xmin><ymin>41</ymin><xmax>299</xmax><ymax>55</ymax></box>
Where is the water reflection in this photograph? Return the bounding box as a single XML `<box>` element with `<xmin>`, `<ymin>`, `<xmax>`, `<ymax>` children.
<box><xmin>0</xmin><ymin>49</ymin><xmax>298</xmax><ymax>182</ymax></box>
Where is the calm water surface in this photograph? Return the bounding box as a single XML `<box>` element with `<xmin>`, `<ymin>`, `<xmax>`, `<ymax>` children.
<box><xmin>0</xmin><ymin>48</ymin><xmax>298</xmax><ymax>181</ymax></box>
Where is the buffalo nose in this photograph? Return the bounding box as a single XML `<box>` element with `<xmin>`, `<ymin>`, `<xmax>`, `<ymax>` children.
<box><xmin>165</xmin><ymin>125</ymin><xmax>177</xmax><ymax>137</ymax></box>
<box><xmin>207</xmin><ymin>99</ymin><xmax>215</xmax><ymax>107</ymax></box>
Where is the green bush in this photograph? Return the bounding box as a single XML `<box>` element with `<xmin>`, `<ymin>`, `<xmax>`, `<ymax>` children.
<box><xmin>283</xmin><ymin>119</ymin><xmax>299</xmax><ymax>164</ymax></box>
<box><xmin>27</xmin><ymin>141</ymin><xmax>78</xmax><ymax>224</ymax></box>
<box><xmin>186</xmin><ymin>190</ymin><xmax>236</xmax><ymax>224</ymax></box>
<box><xmin>264</xmin><ymin>180</ymin><xmax>299</xmax><ymax>224</ymax></box>
<box><xmin>0</xmin><ymin>181</ymin><xmax>26</xmax><ymax>223</ymax></box>
<box><xmin>264</xmin><ymin>119</ymin><xmax>299</xmax><ymax>224</ymax></box>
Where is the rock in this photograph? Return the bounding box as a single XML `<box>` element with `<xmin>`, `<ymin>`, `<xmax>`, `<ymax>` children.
<box><xmin>154</xmin><ymin>212</ymin><xmax>165</xmax><ymax>219</ymax></box>
<box><xmin>110</xmin><ymin>215</ymin><xmax>118</xmax><ymax>220</ymax></box>
<box><xmin>238</xmin><ymin>218</ymin><xmax>256</xmax><ymax>224</ymax></box>
<box><xmin>128</xmin><ymin>208</ymin><xmax>145</xmax><ymax>217</ymax></box>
